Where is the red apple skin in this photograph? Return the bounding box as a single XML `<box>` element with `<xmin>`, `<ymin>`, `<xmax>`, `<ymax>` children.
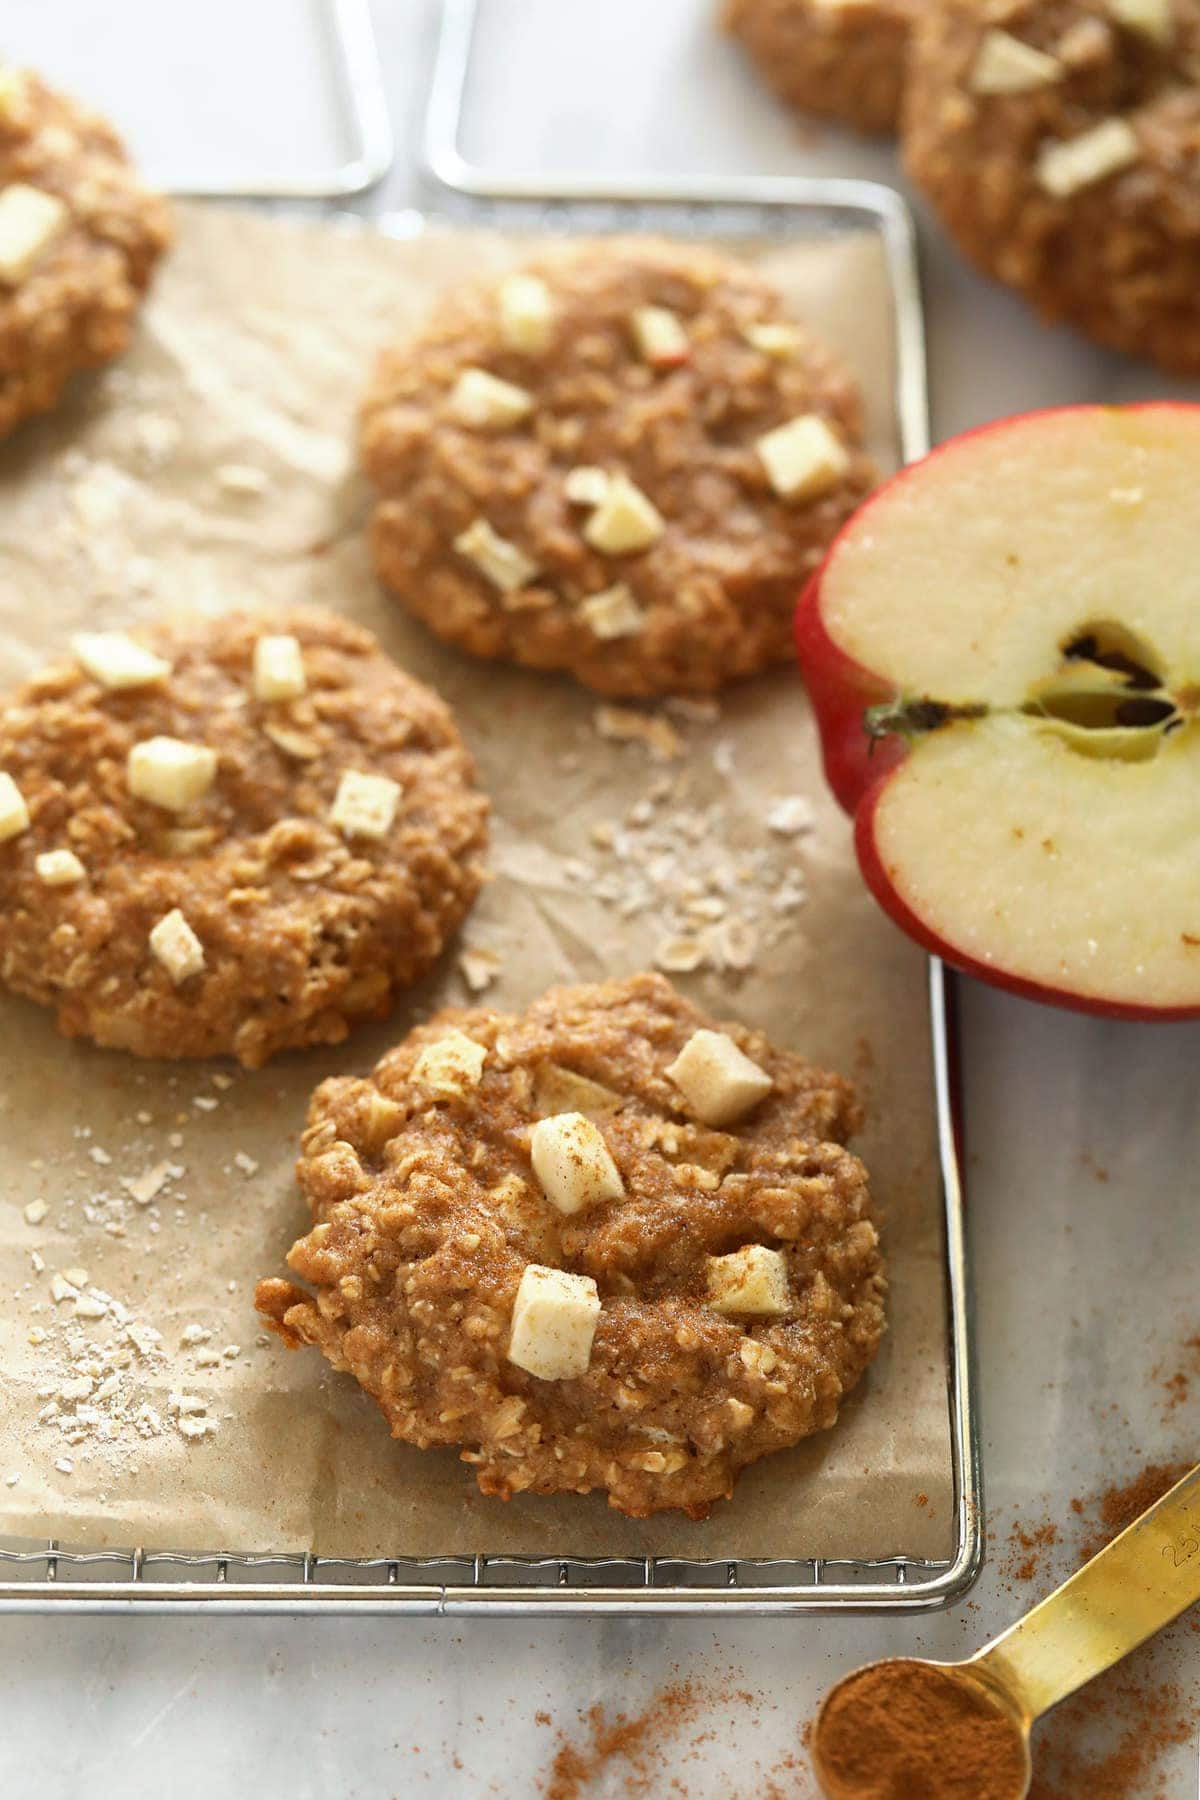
<box><xmin>795</xmin><ymin>401</ymin><xmax>1200</xmax><ymax>1023</ymax></box>
<box><xmin>794</xmin><ymin>571</ymin><xmax>907</xmax><ymax>813</ymax></box>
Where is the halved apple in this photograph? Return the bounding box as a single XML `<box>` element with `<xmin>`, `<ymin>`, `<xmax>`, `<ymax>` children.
<box><xmin>796</xmin><ymin>404</ymin><xmax>1200</xmax><ymax>1018</ymax></box>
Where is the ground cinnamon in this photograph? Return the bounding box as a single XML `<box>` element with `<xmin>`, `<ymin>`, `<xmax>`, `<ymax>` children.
<box><xmin>811</xmin><ymin>1658</ymin><xmax>1027</xmax><ymax>1799</ymax></box>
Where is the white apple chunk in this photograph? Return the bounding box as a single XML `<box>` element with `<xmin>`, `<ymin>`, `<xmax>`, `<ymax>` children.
<box><xmin>970</xmin><ymin>30</ymin><xmax>1063</xmax><ymax>93</ymax></box>
<box><xmin>453</xmin><ymin>518</ymin><xmax>539</xmax><ymax>594</ymax></box>
<box><xmin>1107</xmin><ymin>0</ymin><xmax>1173</xmax><ymax>40</ymax></box>
<box><xmin>411</xmin><ymin>1030</ymin><xmax>487</xmax><ymax>1097</ymax></box>
<box><xmin>447</xmin><ymin>367</ymin><xmax>535</xmax><ymax>430</ymax></box>
<box><xmin>0</xmin><ymin>772</ymin><xmax>29</xmax><ymax>841</ymax></box>
<box><xmin>0</xmin><ymin>183</ymin><xmax>68</xmax><ymax>283</ymax></box>
<box><xmin>72</xmin><ymin>631</ymin><xmax>172</xmax><ymax>690</ymax></box>
<box><xmin>507</xmin><ymin>1264</ymin><xmax>601</xmax><ymax>1380</ymax></box>
<box><xmin>148</xmin><ymin>909</ymin><xmax>206</xmax><ymax>984</ymax></box>
<box><xmin>497</xmin><ymin>273</ymin><xmax>556</xmax><ymax>353</ymax></box>
<box><xmin>706</xmin><ymin>1245</ymin><xmax>792</xmax><ymax>1318</ymax></box>
<box><xmin>665</xmin><ymin>1030</ymin><xmax>773</xmax><ymax>1127</ymax></box>
<box><xmin>36</xmin><ymin>849</ymin><xmax>85</xmax><ymax>886</ymax></box>
<box><xmin>563</xmin><ymin>466</ymin><xmax>611</xmax><ymax>508</ymax></box>
<box><xmin>253</xmin><ymin>634</ymin><xmax>306</xmax><ymax>702</ymax></box>
<box><xmin>127</xmin><ymin>738</ymin><xmax>218</xmax><ymax>812</ymax></box>
<box><xmin>756</xmin><ymin>415</ymin><xmax>850</xmax><ymax>502</ymax></box>
<box><xmin>530</xmin><ymin>1111</ymin><xmax>624</xmax><ymax>1215</ymax></box>
<box><xmin>1037</xmin><ymin>119</ymin><xmax>1139</xmax><ymax>198</ymax></box>
<box><xmin>579</xmin><ymin>583</ymin><xmax>644</xmax><ymax>640</ymax></box>
<box><xmin>631</xmin><ymin>305</ymin><xmax>690</xmax><ymax>368</ymax></box>
<box><xmin>583</xmin><ymin>475</ymin><xmax>664</xmax><ymax>555</ymax></box>
<box><xmin>330</xmin><ymin>770</ymin><xmax>401</xmax><ymax>841</ymax></box>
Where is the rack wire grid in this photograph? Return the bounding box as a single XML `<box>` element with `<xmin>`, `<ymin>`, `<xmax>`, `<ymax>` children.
<box><xmin>0</xmin><ymin>2</ymin><xmax>984</xmax><ymax>1613</ymax></box>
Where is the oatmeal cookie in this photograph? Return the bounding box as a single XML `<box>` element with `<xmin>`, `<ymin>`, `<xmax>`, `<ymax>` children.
<box><xmin>903</xmin><ymin>0</ymin><xmax>1200</xmax><ymax>372</ymax></box>
<box><xmin>360</xmin><ymin>239</ymin><xmax>876</xmax><ymax>698</ymax></box>
<box><xmin>0</xmin><ymin>608</ymin><xmax>487</xmax><ymax>1066</ymax></box>
<box><xmin>723</xmin><ymin>0</ymin><xmax>915</xmax><ymax>134</ymax></box>
<box><xmin>0</xmin><ymin>66</ymin><xmax>171</xmax><ymax>438</ymax></box>
<box><xmin>256</xmin><ymin>972</ymin><xmax>886</xmax><ymax>1518</ymax></box>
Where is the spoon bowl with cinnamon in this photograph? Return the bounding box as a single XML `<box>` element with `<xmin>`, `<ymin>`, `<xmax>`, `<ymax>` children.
<box><xmin>812</xmin><ymin>1460</ymin><xmax>1200</xmax><ymax>1799</ymax></box>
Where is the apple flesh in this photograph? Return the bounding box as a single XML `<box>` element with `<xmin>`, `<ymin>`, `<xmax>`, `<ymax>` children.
<box><xmin>796</xmin><ymin>403</ymin><xmax>1200</xmax><ymax>1019</ymax></box>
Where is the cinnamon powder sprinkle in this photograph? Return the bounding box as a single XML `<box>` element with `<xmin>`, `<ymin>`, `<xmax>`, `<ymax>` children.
<box><xmin>1014</xmin><ymin>1460</ymin><xmax>1198</xmax><ymax>1800</ymax></box>
<box><xmin>540</xmin><ymin>1678</ymin><xmax>805</xmax><ymax>1797</ymax></box>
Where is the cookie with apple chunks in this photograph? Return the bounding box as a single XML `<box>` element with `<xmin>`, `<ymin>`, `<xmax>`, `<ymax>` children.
<box><xmin>360</xmin><ymin>238</ymin><xmax>876</xmax><ymax>697</ymax></box>
<box><xmin>0</xmin><ymin>608</ymin><xmax>487</xmax><ymax>1066</ymax></box>
<box><xmin>0</xmin><ymin>65</ymin><xmax>171</xmax><ymax>437</ymax></box>
<box><xmin>904</xmin><ymin>0</ymin><xmax>1200</xmax><ymax>372</ymax></box>
<box><xmin>256</xmin><ymin>972</ymin><xmax>885</xmax><ymax>1519</ymax></box>
<box><xmin>796</xmin><ymin>403</ymin><xmax>1200</xmax><ymax>1017</ymax></box>
<box><xmin>723</xmin><ymin>0</ymin><xmax>915</xmax><ymax>135</ymax></box>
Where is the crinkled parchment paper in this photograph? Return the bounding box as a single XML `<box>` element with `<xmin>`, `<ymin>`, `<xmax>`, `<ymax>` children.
<box><xmin>0</xmin><ymin>205</ymin><xmax>953</xmax><ymax>1561</ymax></box>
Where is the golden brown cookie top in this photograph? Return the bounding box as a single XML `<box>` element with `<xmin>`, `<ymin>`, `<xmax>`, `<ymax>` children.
<box><xmin>0</xmin><ymin>607</ymin><xmax>488</xmax><ymax>1066</ymax></box>
<box><xmin>360</xmin><ymin>238</ymin><xmax>875</xmax><ymax>698</ymax></box>
<box><xmin>257</xmin><ymin>972</ymin><xmax>886</xmax><ymax>1518</ymax></box>
<box><xmin>0</xmin><ymin>66</ymin><xmax>172</xmax><ymax>436</ymax></box>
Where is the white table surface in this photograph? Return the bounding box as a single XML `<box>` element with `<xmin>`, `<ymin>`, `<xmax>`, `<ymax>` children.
<box><xmin>4</xmin><ymin>3</ymin><xmax>1200</xmax><ymax>1794</ymax></box>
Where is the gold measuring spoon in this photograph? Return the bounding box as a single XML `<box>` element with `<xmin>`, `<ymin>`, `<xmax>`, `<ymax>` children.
<box><xmin>811</xmin><ymin>1461</ymin><xmax>1200</xmax><ymax>1799</ymax></box>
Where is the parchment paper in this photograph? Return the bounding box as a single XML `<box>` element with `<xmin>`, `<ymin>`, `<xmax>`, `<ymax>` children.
<box><xmin>0</xmin><ymin>205</ymin><xmax>953</xmax><ymax>1562</ymax></box>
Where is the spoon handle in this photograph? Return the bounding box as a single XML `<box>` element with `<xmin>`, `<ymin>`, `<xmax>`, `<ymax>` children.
<box><xmin>972</xmin><ymin>1463</ymin><xmax>1200</xmax><ymax>1724</ymax></box>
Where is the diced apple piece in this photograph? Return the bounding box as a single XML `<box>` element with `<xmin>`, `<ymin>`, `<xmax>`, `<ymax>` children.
<box><xmin>507</xmin><ymin>1264</ymin><xmax>601</xmax><ymax>1380</ymax></box>
<box><xmin>149</xmin><ymin>909</ymin><xmax>205</xmax><ymax>984</ymax></box>
<box><xmin>583</xmin><ymin>475</ymin><xmax>664</xmax><ymax>556</ymax></box>
<box><xmin>497</xmin><ymin>273</ymin><xmax>556</xmax><ymax>353</ymax></box>
<box><xmin>127</xmin><ymin>738</ymin><xmax>218</xmax><ymax>812</ymax></box>
<box><xmin>448</xmin><ymin>367</ymin><xmax>534</xmax><ymax>430</ymax></box>
<box><xmin>579</xmin><ymin>583</ymin><xmax>645</xmax><ymax>640</ymax></box>
<box><xmin>1037</xmin><ymin>118</ymin><xmax>1139</xmax><ymax>197</ymax></box>
<box><xmin>36</xmin><ymin>849</ymin><xmax>85</xmax><ymax>886</ymax></box>
<box><xmin>453</xmin><ymin>518</ymin><xmax>539</xmax><ymax>594</ymax></box>
<box><xmin>0</xmin><ymin>772</ymin><xmax>29</xmax><ymax>841</ymax></box>
<box><xmin>72</xmin><ymin>631</ymin><xmax>171</xmax><ymax>691</ymax></box>
<box><xmin>742</xmin><ymin>322</ymin><xmax>802</xmax><ymax>359</ymax></box>
<box><xmin>1107</xmin><ymin>0</ymin><xmax>1172</xmax><ymax>40</ymax></box>
<box><xmin>330</xmin><ymin>770</ymin><xmax>401</xmax><ymax>841</ymax></box>
<box><xmin>706</xmin><ymin>1245</ymin><xmax>792</xmax><ymax>1317</ymax></box>
<box><xmin>0</xmin><ymin>183</ymin><xmax>68</xmax><ymax>284</ymax></box>
<box><xmin>970</xmin><ymin>30</ymin><xmax>1063</xmax><ymax>93</ymax></box>
<box><xmin>756</xmin><ymin>415</ymin><xmax>850</xmax><ymax>502</ymax></box>
<box><xmin>253</xmin><ymin>634</ymin><xmax>306</xmax><ymax>702</ymax></box>
<box><xmin>411</xmin><ymin>1029</ymin><xmax>487</xmax><ymax>1097</ymax></box>
<box><xmin>665</xmin><ymin>1029</ymin><xmax>773</xmax><ymax>1127</ymax></box>
<box><xmin>530</xmin><ymin>1111</ymin><xmax>624</xmax><ymax>1216</ymax></box>
<box><xmin>564</xmin><ymin>466</ymin><xmax>611</xmax><ymax>508</ymax></box>
<box><xmin>631</xmin><ymin>305</ymin><xmax>690</xmax><ymax>368</ymax></box>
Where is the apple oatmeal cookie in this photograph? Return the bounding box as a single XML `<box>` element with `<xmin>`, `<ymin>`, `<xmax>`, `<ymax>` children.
<box><xmin>359</xmin><ymin>238</ymin><xmax>876</xmax><ymax>698</ymax></box>
<box><xmin>0</xmin><ymin>608</ymin><xmax>487</xmax><ymax>1066</ymax></box>
<box><xmin>256</xmin><ymin>972</ymin><xmax>886</xmax><ymax>1518</ymax></box>
<box><xmin>723</xmin><ymin>0</ymin><xmax>915</xmax><ymax>135</ymax></box>
<box><xmin>0</xmin><ymin>65</ymin><xmax>171</xmax><ymax>438</ymax></box>
<box><xmin>904</xmin><ymin>0</ymin><xmax>1200</xmax><ymax>372</ymax></box>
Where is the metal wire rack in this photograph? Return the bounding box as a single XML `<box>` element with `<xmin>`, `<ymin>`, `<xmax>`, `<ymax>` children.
<box><xmin>0</xmin><ymin>3</ymin><xmax>984</xmax><ymax>1610</ymax></box>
